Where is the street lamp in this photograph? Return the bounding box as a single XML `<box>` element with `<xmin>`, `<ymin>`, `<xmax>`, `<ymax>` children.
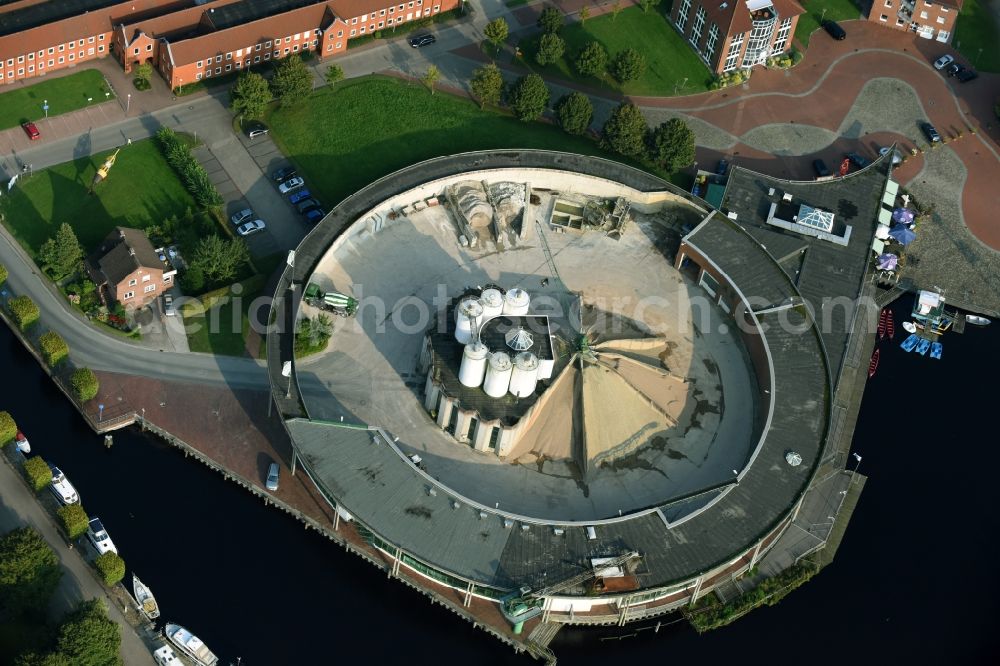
<box><xmin>126</xmin><ymin>93</ymin><xmax>131</xmax><ymax>113</ymax></box>
<box><xmin>43</xmin><ymin>99</ymin><xmax>48</xmax><ymax>118</ymax></box>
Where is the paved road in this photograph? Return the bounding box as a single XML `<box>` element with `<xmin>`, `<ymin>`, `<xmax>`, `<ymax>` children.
<box><xmin>0</xmin><ymin>455</ymin><xmax>157</xmax><ymax>665</ymax></box>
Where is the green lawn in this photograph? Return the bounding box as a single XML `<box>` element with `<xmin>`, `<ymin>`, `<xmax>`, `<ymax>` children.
<box><xmin>794</xmin><ymin>0</ymin><xmax>862</xmax><ymax>47</ymax></box>
<box><xmin>520</xmin><ymin>7</ymin><xmax>712</xmax><ymax>95</ymax></box>
<box><xmin>954</xmin><ymin>0</ymin><xmax>1000</xmax><ymax>72</ymax></box>
<box><xmin>266</xmin><ymin>75</ymin><xmax>672</xmax><ymax>208</ymax></box>
<box><xmin>0</xmin><ymin>139</ymin><xmax>195</xmax><ymax>256</ymax></box>
<box><xmin>0</xmin><ymin>69</ymin><xmax>114</xmax><ymax>130</ymax></box>
<box><xmin>183</xmin><ymin>273</ymin><xmax>269</xmax><ymax>356</ymax></box>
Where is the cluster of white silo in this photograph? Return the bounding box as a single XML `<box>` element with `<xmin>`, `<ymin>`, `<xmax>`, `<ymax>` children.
<box><xmin>455</xmin><ymin>287</ymin><xmax>541</xmax><ymax>398</ymax></box>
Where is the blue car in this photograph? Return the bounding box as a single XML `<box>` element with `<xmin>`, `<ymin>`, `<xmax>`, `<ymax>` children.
<box><xmin>288</xmin><ymin>189</ymin><xmax>312</xmax><ymax>204</ymax></box>
<box><xmin>304</xmin><ymin>208</ymin><xmax>326</xmax><ymax>224</ymax></box>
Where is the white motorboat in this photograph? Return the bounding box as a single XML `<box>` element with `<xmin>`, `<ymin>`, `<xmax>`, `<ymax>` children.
<box><xmin>133</xmin><ymin>574</ymin><xmax>160</xmax><ymax>620</ymax></box>
<box><xmin>966</xmin><ymin>314</ymin><xmax>991</xmax><ymax>326</ymax></box>
<box><xmin>153</xmin><ymin>645</ymin><xmax>181</xmax><ymax>665</ymax></box>
<box><xmin>47</xmin><ymin>463</ymin><xmax>79</xmax><ymax>505</ymax></box>
<box><xmin>902</xmin><ymin>321</ymin><xmax>917</xmax><ymax>334</ymax></box>
<box><xmin>165</xmin><ymin>623</ymin><xmax>218</xmax><ymax>666</ymax></box>
<box><xmin>15</xmin><ymin>431</ymin><xmax>30</xmax><ymax>454</ymax></box>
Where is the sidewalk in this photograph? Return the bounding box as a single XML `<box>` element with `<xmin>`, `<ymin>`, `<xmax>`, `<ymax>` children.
<box><xmin>0</xmin><ymin>450</ymin><xmax>157</xmax><ymax>665</ymax></box>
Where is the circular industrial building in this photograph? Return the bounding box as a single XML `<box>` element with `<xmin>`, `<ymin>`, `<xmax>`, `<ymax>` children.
<box><xmin>268</xmin><ymin>150</ymin><xmax>889</xmax><ymax>628</ymax></box>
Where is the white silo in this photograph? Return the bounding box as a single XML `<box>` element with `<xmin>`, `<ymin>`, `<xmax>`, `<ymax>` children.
<box><xmin>509</xmin><ymin>352</ymin><xmax>539</xmax><ymax>398</ymax></box>
<box><xmin>480</xmin><ymin>288</ymin><xmax>504</xmax><ymax>322</ymax></box>
<box><xmin>502</xmin><ymin>288</ymin><xmax>530</xmax><ymax>316</ymax></box>
<box><xmin>537</xmin><ymin>356</ymin><xmax>555</xmax><ymax>380</ymax></box>
<box><xmin>483</xmin><ymin>352</ymin><xmax>513</xmax><ymax>398</ymax></box>
<box><xmin>459</xmin><ymin>341</ymin><xmax>489</xmax><ymax>387</ymax></box>
<box><xmin>454</xmin><ymin>298</ymin><xmax>484</xmax><ymax>344</ymax></box>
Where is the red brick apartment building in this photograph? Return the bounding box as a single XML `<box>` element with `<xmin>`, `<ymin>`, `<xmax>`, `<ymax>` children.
<box><xmin>0</xmin><ymin>0</ymin><xmax>458</xmax><ymax>90</ymax></box>
<box><xmin>866</xmin><ymin>0</ymin><xmax>961</xmax><ymax>43</ymax></box>
<box><xmin>88</xmin><ymin>227</ymin><xmax>178</xmax><ymax>310</ymax></box>
<box><xmin>669</xmin><ymin>0</ymin><xmax>805</xmax><ymax>75</ymax></box>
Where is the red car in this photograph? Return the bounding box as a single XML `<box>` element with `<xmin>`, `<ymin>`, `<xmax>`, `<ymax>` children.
<box><xmin>22</xmin><ymin>122</ymin><xmax>40</xmax><ymax>140</ymax></box>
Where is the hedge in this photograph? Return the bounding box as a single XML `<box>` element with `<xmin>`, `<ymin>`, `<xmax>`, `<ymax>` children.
<box><xmin>8</xmin><ymin>295</ymin><xmax>40</xmax><ymax>330</ymax></box>
<box><xmin>58</xmin><ymin>504</ymin><xmax>90</xmax><ymax>540</ymax></box>
<box><xmin>94</xmin><ymin>551</ymin><xmax>125</xmax><ymax>586</ymax></box>
<box><xmin>71</xmin><ymin>368</ymin><xmax>100</xmax><ymax>402</ymax></box>
<box><xmin>0</xmin><ymin>410</ymin><xmax>15</xmax><ymax>444</ymax></box>
<box><xmin>39</xmin><ymin>331</ymin><xmax>69</xmax><ymax>366</ymax></box>
<box><xmin>23</xmin><ymin>456</ymin><xmax>51</xmax><ymax>492</ymax></box>
<box><xmin>155</xmin><ymin>128</ymin><xmax>224</xmax><ymax>208</ymax></box>
<box><xmin>0</xmin><ymin>262</ymin><xmax>7</xmax><ymax>285</ymax></box>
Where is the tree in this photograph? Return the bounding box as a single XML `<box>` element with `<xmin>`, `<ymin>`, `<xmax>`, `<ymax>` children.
<box><xmin>94</xmin><ymin>552</ymin><xmax>125</xmax><ymax>587</ymax></box>
<box><xmin>270</xmin><ymin>54</ymin><xmax>313</xmax><ymax>108</ymax></box>
<box><xmin>579</xmin><ymin>5</ymin><xmax>591</xmax><ymax>25</ymax></box>
<box><xmin>181</xmin><ymin>265</ymin><xmax>205</xmax><ymax>293</ymax></box>
<box><xmin>325</xmin><ymin>64</ymin><xmax>344</xmax><ymax>87</ymax></box>
<box><xmin>602</xmin><ymin>102</ymin><xmax>648</xmax><ymax>157</ymax></box>
<box><xmin>537</xmin><ymin>6</ymin><xmax>563</xmax><ymax>34</ymax></box>
<box><xmin>555</xmin><ymin>92</ymin><xmax>593</xmax><ymax>135</ymax></box>
<box><xmin>535</xmin><ymin>33</ymin><xmax>566</xmax><ymax>66</ymax></box>
<box><xmin>0</xmin><ymin>527</ymin><xmax>62</xmax><ymax>617</ymax></box>
<box><xmin>611</xmin><ymin>48</ymin><xmax>647</xmax><ymax>83</ymax></box>
<box><xmin>23</xmin><ymin>457</ymin><xmax>51</xmax><ymax>493</ymax></box>
<box><xmin>470</xmin><ymin>63</ymin><xmax>504</xmax><ymax>109</ymax></box>
<box><xmin>38</xmin><ymin>223</ymin><xmax>83</xmax><ymax>279</ymax></box>
<box><xmin>9</xmin><ymin>295</ymin><xmax>40</xmax><ymax>330</ymax></box>
<box><xmin>0</xmin><ymin>410</ymin><xmax>15</xmax><ymax>443</ymax></box>
<box><xmin>507</xmin><ymin>74</ymin><xmax>549</xmax><ymax>121</ymax></box>
<box><xmin>421</xmin><ymin>65</ymin><xmax>440</xmax><ymax>94</ymax></box>
<box><xmin>134</xmin><ymin>62</ymin><xmax>153</xmax><ymax>84</ymax></box>
<box><xmin>189</xmin><ymin>236</ymin><xmax>250</xmax><ymax>286</ymax></box>
<box><xmin>39</xmin><ymin>331</ymin><xmax>69</xmax><ymax>367</ymax></box>
<box><xmin>295</xmin><ymin>314</ymin><xmax>334</xmax><ymax>357</ymax></box>
<box><xmin>71</xmin><ymin>368</ymin><xmax>100</xmax><ymax>402</ymax></box>
<box><xmin>575</xmin><ymin>41</ymin><xmax>608</xmax><ymax>77</ymax></box>
<box><xmin>0</xmin><ymin>262</ymin><xmax>7</xmax><ymax>285</ymax></box>
<box><xmin>484</xmin><ymin>18</ymin><xmax>509</xmax><ymax>53</ymax></box>
<box><xmin>640</xmin><ymin>0</ymin><xmax>659</xmax><ymax>13</ymax></box>
<box><xmin>57</xmin><ymin>504</ymin><xmax>89</xmax><ymax>540</ymax></box>
<box><xmin>647</xmin><ymin>118</ymin><xmax>696</xmax><ymax>173</ymax></box>
<box><xmin>610</xmin><ymin>0</ymin><xmax>624</xmax><ymax>20</ymax></box>
<box><xmin>55</xmin><ymin>599</ymin><xmax>121</xmax><ymax>666</ymax></box>
<box><xmin>230</xmin><ymin>71</ymin><xmax>270</xmax><ymax>120</ymax></box>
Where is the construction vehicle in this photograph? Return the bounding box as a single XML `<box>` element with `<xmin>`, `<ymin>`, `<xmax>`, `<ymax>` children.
<box><xmin>303</xmin><ymin>284</ymin><xmax>358</xmax><ymax>317</ymax></box>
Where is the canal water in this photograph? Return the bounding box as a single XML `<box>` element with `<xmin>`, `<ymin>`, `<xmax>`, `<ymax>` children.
<box><xmin>1</xmin><ymin>293</ymin><xmax>997</xmax><ymax>665</ymax></box>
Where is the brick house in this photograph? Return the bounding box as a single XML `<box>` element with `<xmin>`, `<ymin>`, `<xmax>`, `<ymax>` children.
<box><xmin>1</xmin><ymin>0</ymin><xmax>459</xmax><ymax>90</ymax></box>
<box><xmin>88</xmin><ymin>227</ymin><xmax>177</xmax><ymax>311</ymax></box>
<box><xmin>669</xmin><ymin>0</ymin><xmax>805</xmax><ymax>75</ymax></box>
<box><xmin>866</xmin><ymin>0</ymin><xmax>961</xmax><ymax>43</ymax></box>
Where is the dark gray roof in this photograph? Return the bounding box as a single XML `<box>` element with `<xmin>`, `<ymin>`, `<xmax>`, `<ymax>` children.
<box><xmin>479</xmin><ymin>316</ymin><xmax>555</xmax><ymax>360</ymax></box>
<box><xmin>93</xmin><ymin>227</ymin><xmax>163</xmax><ymax>285</ymax></box>
<box><xmin>205</xmin><ymin>0</ymin><xmax>322</xmax><ymax>30</ymax></box>
<box><xmin>0</xmin><ymin>0</ymin><xmax>119</xmax><ymax>37</ymax></box>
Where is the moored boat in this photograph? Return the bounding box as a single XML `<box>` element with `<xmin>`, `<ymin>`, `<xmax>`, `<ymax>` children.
<box><xmin>133</xmin><ymin>574</ymin><xmax>160</xmax><ymax>620</ymax></box>
<box><xmin>966</xmin><ymin>314</ymin><xmax>991</xmax><ymax>326</ymax></box>
<box><xmin>916</xmin><ymin>338</ymin><xmax>931</xmax><ymax>356</ymax></box>
<box><xmin>902</xmin><ymin>321</ymin><xmax>917</xmax><ymax>334</ymax></box>
<box><xmin>886</xmin><ymin>311</ymin><xmax>895</xmax><ymax>339</ymax></box>
<box><xmin>901</xmin><ymin>333</ymin><xmax>919</xmax><ymax>352</ymax></box>
<box><xmin>153</xmin><ymin>645</ymin><xmax>180</xmax><ymax>665</ymax></box>
<box><xmin>930</xmin><ymin>342</ymin><xmax>943</xmax><ymax>360</ymax></box>
<box><xmin>15</xmin><ymin>431</ymin><xmax>30</xmax><ymax>454</ymax></box>
<box><xmin>877</xmin><ymin>309</ymin><xmax>887</xmax><ymax>339</ymax></box>
<box><xmin>868</xmin><ymin>348</ymin><xmax>880</xmax><ymax>378</ymax></box>
<box><xmin>165</xmin><ymin>624</ymin><xmax>217</xmax><ymax>666</ymax></box>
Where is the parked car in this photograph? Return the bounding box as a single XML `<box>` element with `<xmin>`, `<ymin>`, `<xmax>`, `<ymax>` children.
<box><xmin>304</xmin><ymin>208</ymin><xmax>326</xmax><ymax>224</ymax></box>
<box><xmin>288</xmin><ymin>189</ymin><xmax>313</xmax><ymax>205</ymax></box>
<box><xmin>230</xmin><ymin>208</ymin><xmax>253</xmax><ymax>225</ymax></box>
<box><xmin>271</xmin><ymin>166</ymin><xmax>296</xmax><ymax>182</ymax></box>
<box><xmin>278</xmin><ymin>177</ymin><xmax>304</xmax><ymax>194</ymax></box>
<box><xmin>812</xmin><ymin>159</ymin><xmax>831</xmax><ymax>177</ymax></box>
<box><xmin>878</xmin><ymin>147</ymin><xmax>903</xmax><ymax>165</ymax></box>
<box><xmin>956</xmin><ymin>69</ymin><xmax>978</xmax><ymax>83</ymax></box>
<box><xmin>933</xmin><ymin>54</ymin><xmax>954</xmax><ymax>70</ymax></box>
<box><xmin>86</xmin><ymin>517</ymin><xmax>118</xmax><ymax>555</ymax></box>
<box><xmin>265</xmin><ymin>462</ymin><xmax>280</xmax><ymax>492</ymax></box>
<box><xmin>945</xmin><ymin>62</ymin><xmax>963</xmax><ymax>78</ymax></box>
<box><xmin>236</xmin><ymin>219</ymin><xmax>266</xmax><ymax>236</ymax></box>
<box><xmin>846</xmin><ymin>152</ymin><xmax>871</xmax><ymax>168</ymax></box>
<box><xmin>296</xmin><ymin>198</ymin><xmax>322</xmax><ymax>214</ymax></box>
<box><xmin>48</xmin><ymin>463</ymin><xmax>79</xmax><ymax>505</ymax></box>
<box><xmin>715</xmin><ymin>159</ymin><xmax>730</xmax><ymax>176</ymax></box>
<box><xmin>822</xmin><ymin>20</ymin><xmax>846</xmax><ymax>40</ymax></box>
<box><xmin>244</xmin><ymin>121</ymin><xmax>269</xmax><ymax>139</ymax></box>
<box><xmin>163</xmin><ymin>293</ymin><xmax>176</xmax><ymax>317</ymax></box>
<box><xmin>921</xmin><ymin>121</ymin><xmax>941</xmax><ymax>143</ymax></box>
<box><xmin>408</xmin><ymin>33</ymin><xmax>436</xmax><ymax>48</ymax></box>
<box><xmin>22</xmin><ymin>122</ymin><xmax>40</xmax><ymax>140</ymax></box>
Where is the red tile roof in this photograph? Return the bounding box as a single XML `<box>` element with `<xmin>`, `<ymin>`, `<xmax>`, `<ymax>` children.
<box><xmin>121</xmin><ymin>0</ymin><xmax>242</xmax><ymax>45</ymax></box>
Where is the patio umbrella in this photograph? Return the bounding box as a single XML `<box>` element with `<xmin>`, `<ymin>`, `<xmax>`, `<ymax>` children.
<box><xmin>875</xmin><ymin>225</ymin><xmax>890</xmax><ymax>240</ymax></box>
<box><xmin>877</xmin><ymin>253</ymin><xmax>899</xmax><ymax>270</ymax></box>
<box><xmin>889</xmin><ymin>224</ymin><xmax>917</xmax><ymax>245</ymax></box>
<box><xmin>892</xmin><ymin>208</ymin><xmax>915</xmax><ymax>225</ymax></box>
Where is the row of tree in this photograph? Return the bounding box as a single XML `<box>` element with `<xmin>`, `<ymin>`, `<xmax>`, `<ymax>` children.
<box><xmin>468</xmin><ymin>65</ymin><xmax>695</xmax><ymax>173</ymax></box>
<box><xmin>230</xmin><ymin>54</ymin><xmax>317</xmax><ymax>119</ymax></box>
<box><xmin>155</xmin><ymin>128</ymin><xmax>224</xmax><ymax>208</ymax></box>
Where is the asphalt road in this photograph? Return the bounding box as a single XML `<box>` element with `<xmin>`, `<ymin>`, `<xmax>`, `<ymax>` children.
<box><xmin>0</xmin><ymin>455</ymin><xmax>157</xmax><ymax>666</ymax></box>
